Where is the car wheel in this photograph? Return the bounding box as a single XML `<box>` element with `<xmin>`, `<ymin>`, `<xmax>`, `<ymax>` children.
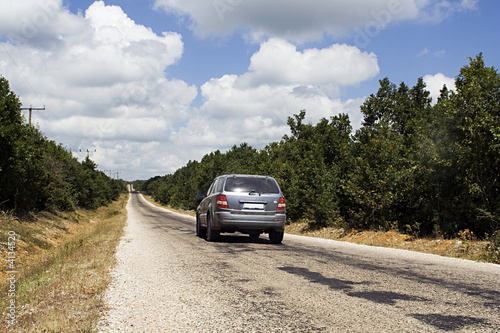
<box><xmin>269</xmin><ymin>230</ymin><xmax>284</xmax><ymax>244</ymax></box>
<box><xmin>206</xmin><ymin>213</ymin><xmax>220</xmax><ymax>242</ymax></box>
<box><xmin>196</xmin><ymin>213</ymin><xmax>206</xmax><ymax>238</ymax></box>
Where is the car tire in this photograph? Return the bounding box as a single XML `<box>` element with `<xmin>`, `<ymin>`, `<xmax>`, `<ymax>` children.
<box><xmin>206</xmin><ymin>213</ymin><xmax>220</xmax><ymax>242</ymax></box>
<box><xmin>196</xmin><ymin>213</ymin><xmax>206</xmax><ymax>238</ymax></box>
<box><xmin>269</xmin><ymin>230</ymin><xmax>284</xmax><ymax>244</ymax></box>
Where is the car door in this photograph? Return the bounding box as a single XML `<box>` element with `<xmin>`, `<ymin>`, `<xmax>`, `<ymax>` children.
<box><xmin>198</xmin><ymin>178</ymin><xmax>217</xmax><ymax>226</ymax></box>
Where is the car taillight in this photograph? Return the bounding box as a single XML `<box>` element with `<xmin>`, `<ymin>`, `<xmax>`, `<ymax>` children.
<box><xmin>216</xmin><ymin>194</ymin><xmax>229</xmax><ymax>209</ymax></box>
<box><xmin>277</xmin><ymin>197</ymin><xmax>286</xmax><ymax>211</ymax></box>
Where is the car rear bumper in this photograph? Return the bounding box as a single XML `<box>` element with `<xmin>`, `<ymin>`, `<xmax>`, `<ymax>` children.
<box><xmin>214</xmin><ymin>211</ymin><xmax>286</xmax><ymax>231</ymax></box>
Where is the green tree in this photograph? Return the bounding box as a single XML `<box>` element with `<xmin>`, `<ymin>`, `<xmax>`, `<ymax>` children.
<box><xmin>347</xmin><ymin>77</ymin><xmax>435</xmax><ymax>233</ymax></box>
<box><xmin>274</xmin><ymin>110</ymin><xmax>352</xmax><ymax>226</ymax></box>
<box><xmin>448</xmin><ymin>54</ymin><xmax>500</xmax><ymax>235</ymax></box>
<box><xmin>347</xmin><ymin>78</ymin><xmax>406</xmax><ymax>229</ymax></box>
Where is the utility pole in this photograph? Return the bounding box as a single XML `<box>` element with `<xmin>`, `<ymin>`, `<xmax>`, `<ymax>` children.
<box><xmin>20</xmin><ymin>105</ymin><xmax>45</xmax><ymax>126</ymax></box>
<box><xmin>80</xmin><ymin>148</ymin><xmax>96</xmax><ymax>159</ymax></box>
<box><xmin>104</xmin><ymin>170</ymin><xmax>120</xmax><ymax>179</ymax></box>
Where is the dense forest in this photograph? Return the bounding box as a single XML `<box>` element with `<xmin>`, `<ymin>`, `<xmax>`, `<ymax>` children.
<box><xmin>0</xmin><ymin>76</ymin><xmax>125</xmax><ymax>214</ymax></box>
<box><xmin>141</xmin><ymin>54</ymin><xmax>499</xmax><ymax>241</ymax></box>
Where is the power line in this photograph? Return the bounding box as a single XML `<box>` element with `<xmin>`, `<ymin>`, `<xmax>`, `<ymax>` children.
<box><xmin>1</xmin><ymin>44</ymin><xmax>39</xmax><ymax>100</ymax></box>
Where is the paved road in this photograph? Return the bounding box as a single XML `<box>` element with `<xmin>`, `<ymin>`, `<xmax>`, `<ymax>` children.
<box><xmin>99</xmin><ymin>191</ymin><xmax>500</xmax><ymax>332</ymax></box>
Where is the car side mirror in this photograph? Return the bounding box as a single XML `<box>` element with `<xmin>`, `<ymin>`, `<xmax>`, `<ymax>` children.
<box><xmin>196</xmin><ymin>192</ymin><xmax>206</xmax><ymax>198</ymax></box>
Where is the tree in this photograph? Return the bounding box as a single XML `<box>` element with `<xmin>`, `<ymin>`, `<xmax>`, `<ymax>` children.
<box><xmin>275</xmin><ymin>110</ymin><xmax>352</xmax><ymax>226</ymax></box>
<box><xmin>448</xmin><ymin>54</ymin><xmax>500</xmax><ymax>235</ymax></box>
<box><xmin>347</xmin><ymin>77</ymin><xmax>437</xmax><ymax>233</ymax></box>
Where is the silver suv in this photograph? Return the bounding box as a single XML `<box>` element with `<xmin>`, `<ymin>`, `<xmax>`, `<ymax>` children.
<box><xmin>196</xmin><ymin>174</ymin><xmax>286</xmax><ymax>243</ymax></box>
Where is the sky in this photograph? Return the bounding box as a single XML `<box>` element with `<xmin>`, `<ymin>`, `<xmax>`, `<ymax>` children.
<box><xmin>0</xmin><ymin>0</ymin><xmax>498</xmax><ymax>181</ymax></box>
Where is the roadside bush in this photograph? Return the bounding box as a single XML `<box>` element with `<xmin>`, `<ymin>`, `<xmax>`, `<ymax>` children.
<box><xmin>484</xmin><ymin>231</ymin><xmax>500</xmax><ymax>264</ymax></box>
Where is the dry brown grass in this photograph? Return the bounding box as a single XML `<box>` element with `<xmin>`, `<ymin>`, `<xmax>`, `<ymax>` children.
<box><xmin>0</xmin><ymin>194</ymin><xmax>128</xmax><ymax>332</ymax></box>
<box><xmin>286</xmin><ymin>222</ymin><xmax>490</xmax><ymax>262</ymax></box>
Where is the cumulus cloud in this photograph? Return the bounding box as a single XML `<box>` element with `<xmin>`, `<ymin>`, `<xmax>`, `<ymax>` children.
<box><xmin>239</xmin><ymin>39</ymin><xmax>379</xmax><ymax>94</ymax></box>
<box><xmin>153</xmin><ymin>0</ymin><xmax>476</xmax><ymax>43</ymax></box>
<box><xmin>423</xmin><ymin>73</ymin><xmax>455</xmax><ymax>104</ymax></box>
<box><xmin>0</xmin><ymin>0</ymin><xmax>83</xmax><ymax>48</ymax></box>
<box><xmin>154</xmin><ymin>0</ymin><xmax>419</xmax><ymax>42</ymax></box>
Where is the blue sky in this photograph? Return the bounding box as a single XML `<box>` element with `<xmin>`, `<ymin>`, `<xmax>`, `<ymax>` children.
<box><xmin>0</xmin><ymin>0</ymin><xmax>498</xmax><ymax>180</ymax></box>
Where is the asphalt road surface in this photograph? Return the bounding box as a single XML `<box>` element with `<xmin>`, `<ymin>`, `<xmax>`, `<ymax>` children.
<box><xmin>98</xmin><ymin>191</ymin><xmax>500</xmax><ymax>332</ymax></box>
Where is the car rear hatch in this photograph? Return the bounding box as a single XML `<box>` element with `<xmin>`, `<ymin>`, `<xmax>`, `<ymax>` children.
<box><xmin>223</xmin><ymin>176</ymin><xmax>283</xmax><ymax>214</ymax></box>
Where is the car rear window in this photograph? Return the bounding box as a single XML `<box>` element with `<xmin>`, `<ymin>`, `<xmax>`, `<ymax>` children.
<box><xmin>224</xmin><ymin>176</ymin><xmax>280</xmax><ymax>194</ymax></box>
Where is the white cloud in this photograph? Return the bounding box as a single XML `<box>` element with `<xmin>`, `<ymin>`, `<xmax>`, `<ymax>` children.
<box><xmin>239</xmin><ymin>39</ymin><xmax>379</xmax><ymax>94</ymax></box>
<box><xmin>416</xmin><ymin>47</ymin><xmax>446</xmax><ymax>58</ymax></box>
<box><xmin>423</xmin><ymin>73</ymin><xmax>455</xmax><ymax>104</ymax></box>
<box><xmin>416</xmin><ymin>47</ymin><xmax>430</xmax><ymax>57</ymax></box>
<box><xmin>153</xmin><ymin>0</ymin><xmax>476</xmax><ymax>43</ymax></box>
<box><xmin>154</xmin><ymin>0</ymin><xmax>420</xmax><ymax>43</ymax></box>
<box><xmin>417</xmin><ymin>0</ymin><xmax>478</xmax><ymax>23</ymax></box>
<box><xmin>0</xmin><ymin>0</ymin><xmax>83</xmax><ymax>48</ymax></box>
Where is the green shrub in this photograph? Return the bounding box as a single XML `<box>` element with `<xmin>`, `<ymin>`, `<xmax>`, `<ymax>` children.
<box><xmin>484</xmin><ymin>230</ymin><xmax>500</xmax><ymax>264</ymax></box>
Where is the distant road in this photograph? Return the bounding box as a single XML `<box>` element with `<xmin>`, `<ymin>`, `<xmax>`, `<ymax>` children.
<box><xmin>98</xmin><ymin>191</ymin><xmax>500</xmax><ymax>332</ymax></box>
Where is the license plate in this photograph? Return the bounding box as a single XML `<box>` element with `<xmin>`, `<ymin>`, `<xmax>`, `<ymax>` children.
<box><xmin>243</xmin><ymin>203</ymin><xmax>264</xmax><ymax>210</ymax></box>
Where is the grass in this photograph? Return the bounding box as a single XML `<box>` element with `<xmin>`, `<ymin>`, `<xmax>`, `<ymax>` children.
<box><xmin>285</xmin><ymin>222</ymin><xmax>492</xmax><ymax>263</ymax></box>
<box><xmin>0</xmin><ymin>193</ymin><xmax>128</xmax><ymax>332</ymax></box>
